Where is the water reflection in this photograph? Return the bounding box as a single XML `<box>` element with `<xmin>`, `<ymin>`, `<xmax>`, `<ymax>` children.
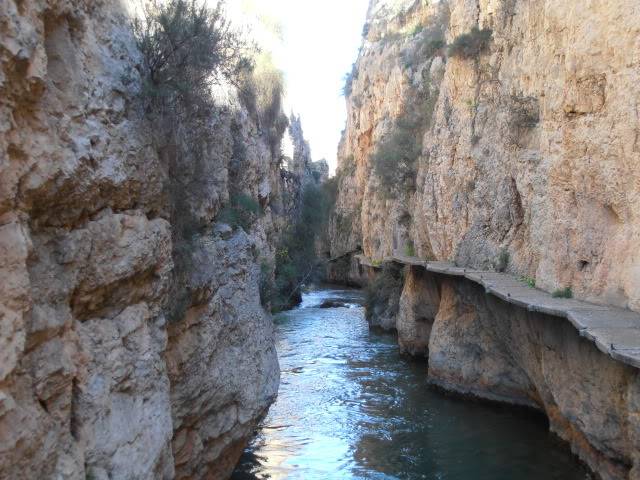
<box><xmin>232</xmin><ymin>287</ymin><xmax>591</xmax><ymax>480</ymax></box>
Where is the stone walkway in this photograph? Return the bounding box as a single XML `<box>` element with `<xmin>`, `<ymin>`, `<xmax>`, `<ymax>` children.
<box><xmin>358</xmin><ymin>254</ymin><xmax>640</xmax><ymax>369</ymax></box>
<box><xmin>353</xmin><ymin>254</ymin><xmax>382</xmax><ymax>268</ymax></box>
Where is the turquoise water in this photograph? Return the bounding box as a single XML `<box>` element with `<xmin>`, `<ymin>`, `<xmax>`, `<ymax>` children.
<box><xmin>232</xmin><ymin>288</ymin><xmax>591</xmax><ymax>480</ymax></box>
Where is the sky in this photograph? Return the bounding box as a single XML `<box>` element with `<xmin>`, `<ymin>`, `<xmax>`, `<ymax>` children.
<box><xmin>235</xmin><ymin>0</ymin><xmax>371</xmax><ymax>173</ymax></box>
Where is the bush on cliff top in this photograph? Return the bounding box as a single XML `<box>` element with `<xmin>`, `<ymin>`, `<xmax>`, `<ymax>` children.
<box><xmin>239</xmin><ymin>53</ymin><xmax>289</xmax><ymax>157</ymax></box>
<box><xmin>134</xmin><ymin>0</ymin><xmax>253</xmax><ymax>114</ymax></box>
<box><xmin>448</xmin><ymin>27</ymin><xmax>493</xmax><ymax>59</ymax></box>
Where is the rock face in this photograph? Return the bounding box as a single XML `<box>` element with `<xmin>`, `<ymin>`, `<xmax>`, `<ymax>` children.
<box><xmin>330</xmin><ymin>1</ymin><xmax>640</xmax><ymax>479</ymax></box>
<box><xmin>0</xmin><ymin>1</ymin><xmax>285</xmax><ymax>478</ymax></box>
<box><xmin>287</xmin><ymin>114</ymin><xmax>330</xmax><ymax>187</ymax></box>
<box><xmin>397</xmin><ymin>266</ymin><xmax>440</xmax><ymax>355</ymax></box>
<box><xmin>166</xmin><ymin>232</ymin><xmax>279</xmax><ymax>479</ymax></box>
<box><xmin>330</xmin><ymin>0</ymin><xmax>640</xmax><ymax>312</ymax></box>
<box><xmin>403</xmin><ymin>269</ymin><xmax>640</xmax><ymax>480</ymax></box>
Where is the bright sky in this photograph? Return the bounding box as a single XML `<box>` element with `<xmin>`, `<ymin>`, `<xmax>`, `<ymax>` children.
<box><xmin>235</xmin><ymin>0</ymin><xmax>370</xmax><ymax>173</ymax></box>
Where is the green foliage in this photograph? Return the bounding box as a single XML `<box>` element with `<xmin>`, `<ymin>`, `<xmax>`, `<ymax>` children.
<box><xmin>259</xmin><ymin>260</ymin><xmax>275</xmax><ymax>307</ymax></box>
<box><xmin>133</xmin><ymin>1</ymin><xmax>260</xmax><ymax>327</ymax></box>
<box><xmin>356</xmin><ymin>13</ymin><xmax>462</xmax><ymax>196</ymax></box>
<box><xmin>404</xmin><ymin>241</ymin><xmax>416</xmax><ymax>257</ymax></box>
<box><xmin>520</xmin><ymin>276</ymin><xmax>536</xmax><ymax>288</ymax></box>
<box><xmin>217</xmin><ymin>193</ymin><xmax>262</xmax><ymax>231</ymax></box>
<box><xmin>371</xmin><ymin>50</ymin><xmax>441</xmax><ymax>198</ymax></box>
<box><xmin>448</xmin><ymin>27</ymin><xmax>493</xmax><ymax>59</ymax></box>
<box><xmin>494</xmin><ymin>248</ymin><xmax>510</xmax><ymax>272</ymax></box>
<box><xmin>267</xmin><ymin>183</ymin><xmax>336</xmax><ymax>312</ymax></box>
<box><xmin>423</xmin><ymin>39</ymin><xmax>446</xmax><ymax>57</ymax></box>
<box><xmin>239</xmin><ymin>53</ymin><xmax>289</xmax><ymax>156</ymax></box>
<box><xmin>412</xmin><ymin>24</ymin><xmax>424</xmax><ymax>36</ymax></box>
<box><xmin>342</xmin><ymin>63</ymin><xmax>358</xmax><ymax>97</ymax></box>
<box><xmin>365</xmin><ymin>264</ymin><xmax>405</xmax><ymax>323</ymax></box>
<box><xmin>336</xmin><ymin>155</ymin><xmax>356</xmax><ymax>179</ymax></box>
<box><xmin>322</xmin><ymin>176</ymin><xmax>340</xmax><ymax>212</ymax></box>
<box><xmin>403</xmin><ymin>25</ymin><xmax>446</xmax><ymax>66</ymax></box>
<box><xmin>552</xmin><ymin>287</ymin><xmax>573</xmax><ymax>299</ymax></box>
<box><xmin>510</xmin><ymin>95</ymin><xmax>540</xmax><ymax>129</ymax></box>
<box><xmin>380</xmin><ymin>32</ymin><xmax>404</xmax><ymax>45</ymax></box>
<box><xmin>133</xmin><ymin>0</ymin><xmax>252</xmax><ymax>114</ymax></box>
<box><xmin>371</xmin><ymin>105</ymin><xmax>427</xmax><ymax>197</ymax></box>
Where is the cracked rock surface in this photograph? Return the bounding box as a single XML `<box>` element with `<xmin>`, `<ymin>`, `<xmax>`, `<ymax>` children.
<box><xmin>0</xmin><ymin>1</ymin><xmax>282</xmax><ymax>478</ymax></box>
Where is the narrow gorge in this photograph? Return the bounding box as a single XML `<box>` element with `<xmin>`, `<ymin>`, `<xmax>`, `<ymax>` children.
<box><xmin>1</xmin><ymin>0</ymin><xmax>639</xmax><ymax>479</ymax></box>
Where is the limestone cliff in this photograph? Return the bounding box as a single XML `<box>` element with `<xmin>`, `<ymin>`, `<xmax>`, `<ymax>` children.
<box><xmin>398</xmin><ymin>265</ymin><xmax>640</xmax><ymax>480</ymax></box>
<box><xmin>331</xmin><ymin>0</ymin><xmax>640</xmax><ymax>312</ymax></box>
<box><xmin>330</xmin><ymin>1</ymin><xmax>640</xmax><ymax>479</ymax></box>
<box><xmin>287</xmin><ymin>115</ymin><xmax>329</xmax><ymax>185</ymax></box>
<box><xmin>0</xmin><ymin>1</ymin><xmax>291</xmax><ymax>478</ymax></box>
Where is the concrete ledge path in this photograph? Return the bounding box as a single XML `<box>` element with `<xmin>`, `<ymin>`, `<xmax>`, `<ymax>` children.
<box><xmin>355</xmin><ymin>254</ymin><xmax>640</xmax><ymax>369</ymax></box>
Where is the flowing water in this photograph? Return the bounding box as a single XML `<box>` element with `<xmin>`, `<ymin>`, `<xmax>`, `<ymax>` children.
<box><xmin>232</xmin><ymin>287</ymin><xmax>591</xmax><ymax>480</ymax></box>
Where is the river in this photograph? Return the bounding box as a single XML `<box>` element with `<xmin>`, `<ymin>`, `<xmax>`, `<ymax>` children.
<box><xmin>232</xmin><ymin>287</ymin><xmax>591</xmax><ymax>480</ymax></box>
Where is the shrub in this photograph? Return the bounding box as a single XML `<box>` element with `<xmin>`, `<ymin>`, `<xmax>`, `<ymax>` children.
<box><xmin>259</xmin><ymin>261</ymin><xmax>275</xmax><ymax>307</ymax></box>
<box><xmin>217</xmin><ymin>193</ymin><xmax>262</xmax><ymax>231</ymax></box>
<box><xmin>403</xmin><ymin>26</ymin><xmax>445</xmax><ymax>65</ymax></box>
<box><xmin>269</xmin><ymin>183</ymin><xmax>335</xmax><ymax>312</ymax></box>
<box><xmin>552</xmin><ymin>287</ymin><xmax>573</xmax><ymax>299</ymax></box>
<box><xmin>510</xmin><ymin>95</ymin><xmax>540</xmax><ymax>129</ymax></box>
<box><xmin>337</xmin><ymin>155</ymin><xmax>356</xmax><ymax>178</ymax></box>
<box><xmin>423</xmin><ymin>38</ymin><xmax>446</xmax><ymax>58</ymax></box>
<box><xmin>371</xmin><ymin>109</ymin><xmax>424</xmax><ymax>196</ymax></box>
<box><xmin>239</xmin><ymin>53</ymin><xmax>289</xmax><ymax>156</ymax></box>
<box><xmin>370</xmin><ymin>65</ymin><xmax>440</xmax><ymax>198</ymax></box>
<box><xmin>448</xmin><ymin>27</ymin><xmax>493</xmax><ymax>59</ymax></box>
<box><xmin>134</xmin><ymin>0</ymin><xmax>252</xmax><ymax>114</ymax></box>
<box><xmin>404</xmin><ymin>241</ymin><xmax>416</xmax><ymax>257</ymax></box>
<box><xmin>494</xmin><ymin>248</ymin><xmax>510</xmax><ymax>272</ymax></box>
<box><xmin>133</xmin><ymin>1</ymin><xmax>257</xmax><ymax>326</ymax></box>
<box><xmin>372</xmin><ymin>131</ymin><xmax>418</xmax><ymax>191</ymax></box>
<box><xmin>322</xmin><ymin>176</ymin><xmax>340</xmax><ymax>213</ymax></box>
<box><xmin>365</xmin><ymin>264</ymin><xmax>405</xmax><ymax>323</ymax></box>
<box><xmin>342</xmin><ymin>63</ymin><xmax>358</xmax><ymax>97</ymax></box>
<box><xmin>520</xmin><ymin>276</ymin><xmax>536</xmax><ymax>288</ymax></box>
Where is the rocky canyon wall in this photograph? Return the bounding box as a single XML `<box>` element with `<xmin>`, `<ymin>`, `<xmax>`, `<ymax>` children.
<box><xmin>330</xmin><ymin>0</ymin><xmax>640</xmax><ymax>312</ymax></box>
<box><xmin>398</xmin><ymin>266</ymin><xmax>640</xmax><ymax>480</ymax></box>
<box><xmin>0</xmin><ymin>1</ymin><xmax>293</xmax><ymax>478</ymax></box>
<box><xmin>330</xmin><ymin>1</ymin><xmax>640</xmax><ymax>479</ymax></box>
